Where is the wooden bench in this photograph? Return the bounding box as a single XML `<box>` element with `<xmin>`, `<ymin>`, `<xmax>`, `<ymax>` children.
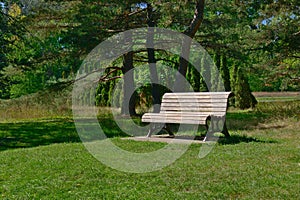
<box><xmin>142</xmin><ymin>92</ymin><xmax>232</xmax><ymax>140</ymax></box>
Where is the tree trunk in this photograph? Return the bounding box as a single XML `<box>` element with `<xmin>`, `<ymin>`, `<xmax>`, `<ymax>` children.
<box><xmin>174</xmin><ymin>0</ymin><xmax>205</xmax><ymax>92</ymax></box>
<box><xmin>121</xmin><ymin>26</ymin><xmax>137</xmax><ymax>116</ymax></box>
<box><xmin>121</xmin><ymin>4</ymin><xmax>137</xmax><ymax>116</ymax></box>
<box><xmin>147</xmin><ymin>3</ymin><xmax>160</xmax><ymax>113</ymax></box>
<box><xmin>121</xmin><ymin>50</ymin><xmax>137</xmax><ymax>116</ymax></box>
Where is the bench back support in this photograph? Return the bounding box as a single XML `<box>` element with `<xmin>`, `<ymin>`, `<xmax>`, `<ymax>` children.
<box><xmin>160</xmin><ymin>92</ymin><xmax>232</xmax><ymax>116</ymax></box>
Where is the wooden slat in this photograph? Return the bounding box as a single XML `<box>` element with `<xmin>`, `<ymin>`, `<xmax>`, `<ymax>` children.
<box><xmin>143</xmin><ymin>113</ymin><xmax>208</xmax><ymax>118</ymax></box>
<box><xmin>163</xmin><ymin>95</ymin><xmax>231</xmax><ymax>99</ymax></box>
<box><xmin>142</xmin><ymin>116</ymin><xmax>207</xmax><ymax>124</ymax></box>
<box><xmin>160</xmin><ymin>107</ymin><xmax>227</xmax><ymax>112</ymax></box>
<box><xmin>162</xmin><ymin>98</ymin><xmax>228</xmax><ymax>103</ymax></box>
<box><xmin>142</xmin><ymin>119</ymin><xmax>207</xmax><ymax>124</ymax></box>
<box><xmin>163</xmin><ymin>95</ymin><xmax>230</xmax><ymax>98</ymax></box>
<box><xmin>142</xmin><ymin>116</ymin><xmax>207</xmax><ymax>121</ymax></box>
<box><xmin>143</xmin><ymin>112</ymin><xmax>209</xmax><ymax>116</ymax></box>
<box><xmin>159</xmin><ymin>111</ymin><xmax>225</xmax><ymax>116</ymax></box>
<box><xmin>143</xmin><ymin>113</ymin><xmax>206</xmax><ymax>119</ymax></box>
<box><xmin>163</xmin><ymin>92</ymin><xmax>231</xmax><ymax>97</ymax></box>
<box><xmin>160</xmin><ymin>102</ymin><xmax>227</xmax><ymax>107</ymax></box>
<box><xmin>163</xmin><ymin>92</ymin><xmax>231</xmax><ymax>95</ymax></box>
<box><xmin>162</xmin><ymin>97</ymin><xmax>230</xmax><ymax>101</ymax></box>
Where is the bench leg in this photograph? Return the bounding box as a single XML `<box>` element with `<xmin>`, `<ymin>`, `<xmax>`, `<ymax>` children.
<box><xmin>164</xmin><ymin>124</ymin><xmax>174</xmax><ymax>138</ymax></box>
<box><xmin>204</xmin><ymin>117</ymin><xmax>212</xmax><ymax>141</ymax></box>
<box><xmin>221</xmin><ymin>122</ymin><xmax>230</xmax><ymax>138</ymax></box>
<box><xmin>204</xmin><ymin>116</ymin><xmax>230</xmax><ymax>141</ymax></box>
<box><xmin>147</xmin><ymin>123</ymin><xmax>156</xmax><ymax>137</ymax></box>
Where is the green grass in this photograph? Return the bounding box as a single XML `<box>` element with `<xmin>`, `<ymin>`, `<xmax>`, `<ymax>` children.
<box><xmin>1</xmin><ymin>125</ymin><xmax>299</xmax><ymax>199</ymax></box>
<box><xmin>256</xmin><ymin>96</ymin><xmax>300</xmax><ymax>102</ymax></box>
<box><xmin>0</xmin><ymin>99</ymin><xmax>300</xmax><ymax>199</ymax></box>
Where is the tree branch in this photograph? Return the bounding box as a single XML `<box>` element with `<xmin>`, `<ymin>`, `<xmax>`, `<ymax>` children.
<box><xmin>98</xmin><ymin>67</ymin><xmax>122</xmax><ymax>82</ymax></box>
<box><xmin>98</xmin><ymin>76</ymin><xmax>122</xmax><ymax>82</ymax></box>
<box><xmin>183</xmin><ymin>0</ymin><xmax>205</xmax><ymax>38</ymax></box>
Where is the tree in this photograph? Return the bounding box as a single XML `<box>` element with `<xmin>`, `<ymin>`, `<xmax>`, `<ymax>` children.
<box><xmin>234</xmin><ymin>66</ymin><xmax>257</xmax><ymax>109</ymax></box>
<box><xmin>121</xmin><ymin>41</ymin><xmax>136</xmax><ymax>115</ymax></box>
<box><xmin>231</xmin><ymin>0</ymin><xmax>300</xmax><ymax>91</ymax></box>
<box><xmin>0</xmin><ymin>2</ymin><xmax>34</xmax><ymax>98</ymax></box>
<box><xmin>220</xmin><ymin>54</ymin><xmax>231</xmax><ymax>92</ymax></box>
<box><xmin>173</xmin><ymin>0</ymin><xmax>205</xmax><ymax>92</ymax></box>
<box><xmin>193</xmin><ymin>0</ymin><xmax>259</xmax><ymax>107</ymax></box>
<box><xmin>146</xmin><ymin>3</ymin><xmax>160</xmax><ymax>113</ymax></box>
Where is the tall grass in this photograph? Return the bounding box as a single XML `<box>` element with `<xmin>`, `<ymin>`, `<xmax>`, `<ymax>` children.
<box><xmin>255</xmin><ymin>100</ymin><xmax>300</xmax><ymax>120</ymax></box>
<box><xmin>0</xmin><ymin>89</ymin><xmax>72</xmax><ymax>121</ymax></box>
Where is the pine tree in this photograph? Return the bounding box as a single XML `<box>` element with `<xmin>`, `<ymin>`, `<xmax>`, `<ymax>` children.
<box><xmin>220</xmin><ymin>55</ymin><xmax>231</xmax><ymax>92</ymax></box>
<box><xmin>234</xmin><ymin>67</ymin><xmax>257</xmax><ymax>109</ymax></box>
<box><xmin>201</xmin><ymin>53</ymin><xmax>211</xmax><ymax>91</ymax></box>
<box><xmin>212</xmin><ymin>53</ymin><xmax>221</xmax><ymax>91</ymax></box>
<box><xmin>188</xmin><ymin>64</ymin><xmax>201</xmax><ymax>92</ymax></box>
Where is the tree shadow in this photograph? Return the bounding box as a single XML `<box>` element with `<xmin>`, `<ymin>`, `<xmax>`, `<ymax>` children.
<box><xmin>98</xmin><ymin>118</ymin><xmax>130</xmax><ymax>138</ymax></box>
<box><xmin>225</xmin><ymin>112</ymin><xmax>265</xmax><ymax>131</ymax></box>
<box><xmin>0</xmin><ymin>117</ymin><xmax>131</xmax><ymax>151</ymax></box>
<box><xmin>0</xmin><ymin>119</ymin><xmax>81</xmax><ymax>151</ymax></box>
<box><xmin>0</xmin><ymin>111</ymin><xmax>280</xmax><ymax>151</ymax></box>
<box><xmin>225</xmin><ymin>111</ymin><xmax>290</xmax><ymax>131</ymax></box>
<box><xmin>217</xmin><ymin>134</ymin><xmax>277</xmax><ymax>145</ymax></box>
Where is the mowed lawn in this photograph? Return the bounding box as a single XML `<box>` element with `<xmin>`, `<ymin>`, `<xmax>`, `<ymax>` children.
<box><xmin>0</xmin><ymin>100</ymin><xmax>299</xmax><ymax>199</ymax></box>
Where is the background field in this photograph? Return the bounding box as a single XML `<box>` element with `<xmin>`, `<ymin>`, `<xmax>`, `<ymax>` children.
<box><xmin>253</xmin><ymin>92</ymin><xmax>300</xmax><ymax>102</ymax></box>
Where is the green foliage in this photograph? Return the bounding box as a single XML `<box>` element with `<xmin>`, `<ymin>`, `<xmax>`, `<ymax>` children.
<box><xmin>200</xmin><ymin>53</ymin><xmax>210</xmax><ymax>91</ymax></box>
<box><xmin>0</xmin><ymin>0</ymin><xmax>299</xmax><ymax>113</ymax></box>
<box><xmin>220</xmin><ymin>55</ymin><xmax>231</xmax><ymax>91</ymax></box>
<box><xmin>234</xmin><ymin>67</ymin><xmax>257</xmax><ymax>109</ymax></box>
<box><xmin>96</xmin><ymin>82</ymin><xmax>111</xmax><ymax>107</ymax></box>
<box><xmin>187</xmin><ymin>64</ymin><xmax>201</xmax><ymax>92</ymax></box>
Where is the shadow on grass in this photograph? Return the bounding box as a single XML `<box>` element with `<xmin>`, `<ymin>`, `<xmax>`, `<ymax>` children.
<box><xmin>0</xmin><ymin>110</ymin><xmax>279</xmax><ymax>151</ymax></box>
<box><xmin>0</xmin><ymin>118</ymin><xmax>130</xmax><ymax>151</ymax></box>
<box><xmin>0</xmin><ymin>119</ymin><xmax>80</xmax><ymax>151</ymax></box>
<box><xmin>217</xmin><ymin>134</ymin><xmax>277</xmax><ymax>145</ymax></box>
<box><xmin>226</xmin><ymin>112</ymin><xmax>267</xmax><ymax>130</ymax></box>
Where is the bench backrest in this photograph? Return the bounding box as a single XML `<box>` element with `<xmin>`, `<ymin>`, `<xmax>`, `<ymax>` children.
<box><xmin>160</xmin><ymin>92</ymin><xmax>232</xmax><ymax>116</ymax></box>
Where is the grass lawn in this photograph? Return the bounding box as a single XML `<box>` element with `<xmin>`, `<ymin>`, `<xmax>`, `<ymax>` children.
<box><xmin>0</xmin><ymin>100</ymin><xmax>299</xmax><ymax>199</ymax></box>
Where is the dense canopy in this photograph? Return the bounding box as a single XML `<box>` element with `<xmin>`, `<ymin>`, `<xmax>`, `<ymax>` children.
<box><xmin>0</xmin><ymin>0</ymin><xmax>299</xmax><ymax>109</ymax></box>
